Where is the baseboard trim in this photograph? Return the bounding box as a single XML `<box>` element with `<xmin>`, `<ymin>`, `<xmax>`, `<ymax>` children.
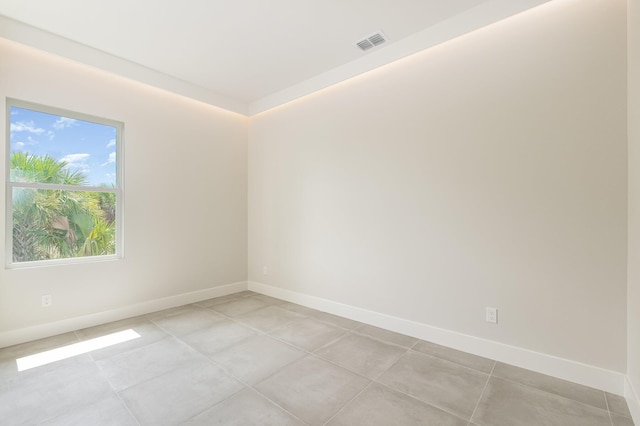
<box><xmin>626</xmin><ymin>376</ymin><xmax>640</xmax><ymax>425</ymax></box>
<box><xmin>0</xmin><ymin>281</ymin><xmax>248</xmax><ymax>349</ymax></box>
<box><xmin>249</xmin><ymin>281</ymin><xmax>626</xmax><ymax>395</ymax></box>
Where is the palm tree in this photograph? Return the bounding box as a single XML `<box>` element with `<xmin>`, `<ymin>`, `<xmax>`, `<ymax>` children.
<box><xmin>11</xmin><ymin>152</ymin><xmax>116</xmax><ymax>262</ymax></box>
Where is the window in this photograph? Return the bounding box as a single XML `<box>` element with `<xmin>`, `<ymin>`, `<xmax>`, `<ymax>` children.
<box><xmin>6</xmin><ymin>99</ymin><xmax>123</xmax><ymax>266</ymax></box>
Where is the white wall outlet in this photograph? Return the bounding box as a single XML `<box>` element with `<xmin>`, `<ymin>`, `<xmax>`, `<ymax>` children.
<box><xmin>41</xmin><ymin>294</ymin><xmax>52</xmax><ymax>308</ymax></box>
<box><xmin>486</xmin><ymin>307</ymin><xmax>497</xmax><ymax>324</ymax></box>
<box><xmin>262</xmin><ymin>265</ymin><xmax>268</xmax><ymax>275</ymax></box>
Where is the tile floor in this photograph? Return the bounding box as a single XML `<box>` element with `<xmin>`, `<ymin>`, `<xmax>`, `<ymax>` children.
<box><xmin>0</xmin><ymin>291</ymin><xmax>635</xmax><ymax>426</ymax></box>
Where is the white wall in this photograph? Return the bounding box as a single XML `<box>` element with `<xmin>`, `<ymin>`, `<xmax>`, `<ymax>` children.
<box><xmin>249</xmin><ymin>0</ymin><xmax>628</xmax><ymax>372</ymax></box>
<box><xmin>628</xmin><ymin>0</ymin><xmax>640</xmax><ymax>415</ymax></box>
<box><xmin>0</xmin><ymin>39</ymin><xmax>248</xmax><ymax>340</ymax></box>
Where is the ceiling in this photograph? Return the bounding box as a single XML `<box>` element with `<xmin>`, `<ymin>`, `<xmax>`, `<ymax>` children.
<box><xmin>0</xmin><ymin>0</ymin><xmax>551</xmax><ymax>115</ymax></box>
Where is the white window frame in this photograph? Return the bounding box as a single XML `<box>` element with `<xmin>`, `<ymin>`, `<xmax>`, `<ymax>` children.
<box><xmin>5</xmin><ymin>98</ymin><xmax>124</xmax><ymax>268</ymax></box>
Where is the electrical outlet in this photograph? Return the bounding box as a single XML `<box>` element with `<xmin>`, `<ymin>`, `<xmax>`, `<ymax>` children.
<box><xmin>41</xmin><ymin>294</ymin><xmax>52</xmax><ymax>308</ymax></box>
<box><xmin>485</xmin><ymin>307</ymin><xmax>497</xmax><ymax>324</ymax></box>
<box><xmin>262</xmin><ymin>265</ymin><xmax>268</xmax><ymax>275</ymax></box>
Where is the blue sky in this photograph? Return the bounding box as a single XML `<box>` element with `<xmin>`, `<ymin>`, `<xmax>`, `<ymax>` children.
<box><xmin>9</xmin><ymin>106</ymin><xmax>117</xmax><ymax>187</ymax></box>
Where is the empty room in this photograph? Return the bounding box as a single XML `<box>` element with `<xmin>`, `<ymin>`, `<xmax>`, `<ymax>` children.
<box><xmin>1</xmin><ymin>0</ymin><xmax>639</xmax><ymax>424</ymax></box>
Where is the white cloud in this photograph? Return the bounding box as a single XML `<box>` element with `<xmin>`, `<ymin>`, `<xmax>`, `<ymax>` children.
<box><xmin>11</xmin><ymin>139</ymin><xmax>38</xmax><ymax>149</ymax></box>
<box><xmin>106</xmin><ymin>139</ymin><xmax>116</xmax><ymax>148</ymax></box>
<box><xmin>10</xmin><ymin>121</ymin><xmax>45</xmax><ymax>134</ymax></box>
<box><xmin>60</xmin><ymin>153</ymin><xmax>91</xmax><ymax>173</ymax></box>
<box><xmin>61</xmin><ymin>153</ymin><xmax>90</xmax><ymax>163</ymax></box>
<box><xmin>53</xmin><ymin>117</ymin><xmax>78</xmax><ymax>130</ymax></box>
<box><xmin>101</xmin><ymin>152</ymin><xmax>116</xmax><ymax>166</ymax></box>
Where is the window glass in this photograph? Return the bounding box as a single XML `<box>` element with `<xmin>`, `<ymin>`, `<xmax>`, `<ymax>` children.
<box><xmin>7</xmin><ymin>100</ymin><xmax>122</xmax><ymax>266</ymax></box>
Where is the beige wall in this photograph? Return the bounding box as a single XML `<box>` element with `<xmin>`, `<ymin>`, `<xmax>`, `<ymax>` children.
<box><xmin>628</xmin><ymin>0</ymin><xmax>640</xmax><ymax>401</ymax></box>
<box><xmin>0</xmin><ymin>39</ymin><xmax>248</xmax><ymax>334</ymax></box>
<box><xmin>249</xmin><ymin>0</ymin><xmax>628</xmax><ymax>371</ymax></box>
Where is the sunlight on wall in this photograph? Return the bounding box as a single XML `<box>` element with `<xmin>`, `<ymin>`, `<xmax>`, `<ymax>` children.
<box><xmin>16</xmin><ymin>329</ymin><xmax>140</xmax><ymax>371</ymax></box>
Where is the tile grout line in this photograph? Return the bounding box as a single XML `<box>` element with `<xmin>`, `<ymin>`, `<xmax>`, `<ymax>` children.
<box><xmin>604</xmin><ymin>391</ymin><xmax>614</xmax><ymax>426</ymax></box>
<box><xmin>165</xmin><ymin>305</ymin><xmax>363</xmax><ymax>425</ymax></box>
<box><xmin>370</xmin><ymin>343</ymin><xmax>414</xmax><ymax>383</ymax></box>
<box><xmin>321</xmin><ymin>380</ymin><xmax>375</xmax><ymax>426</ymax></box>
<box><xmin>81</xmin><ymin>329</ymin><xmax>142</xmax><ymax>426</ymax></box>
<box><xmin>107</xmin><ymin>310</ymin><xmax>302</xmax><ymax>425</ymax></box>
<box><xmin>467</xmin><ymin>360</ymin><xmax>496</xmax><ymax>425</ymax></box>
<box><xmin>248</xmin><ymin>383</ymin><xmax>312</xmax><ymax>425</ymax></box>
<box><xmin>490</xmin><ymin>372</ymin><xmax>614</xmax><ymax>416</ymax></box>
<box><xmin>179</xmin><ymin>384</ymin><xmax>261</xmax><ymax>424</ymax></box>
<box><xmin>111</xmin><ymin>386</ymin><xmax>143</xmax><ymax>426</ymax></box>
<box><xmin>367</xmin><ymin>345</ymin><xmax>472</xmax><ymax>424</ymax></box>
<box><xmin>72</xmin><ymin>294</ymin><xmax>261</xmax><ymax>425</ymax></box>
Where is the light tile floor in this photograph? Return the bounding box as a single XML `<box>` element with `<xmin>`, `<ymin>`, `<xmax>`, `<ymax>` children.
<box><xmin>0</xmin><ymin>291</ymin><xmax>635</xmax><ymax>426</ymax></box>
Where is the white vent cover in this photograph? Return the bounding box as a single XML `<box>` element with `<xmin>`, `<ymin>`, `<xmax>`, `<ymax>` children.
<box><xmin>356</xmin><ymin>31</ymin><xmax>388</xmax><ymax>52</ymax></box>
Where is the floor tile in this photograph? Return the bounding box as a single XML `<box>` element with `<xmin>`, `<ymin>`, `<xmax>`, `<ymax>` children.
<box><xmin>607</xmin><ymin>392</ymin><xmax>633</xmax><ymax>418</ymax></box>
<box><xmin>0</xmin><ymin>355</ymin><xmax>113</xmax><ymax>425</ymax></box>
<box><xmin>234</xmin><ymin>305</ymin><xmax>304</xmax><ymax>332</ymax></box>
<box><xmin>178</xmin><ymin>318</ymin><xmax>256</xmax><ymax>356</ymax></box>
<box><xmin>412</xmin><ymin>340</ymin><xmax>495</xmax><ymax>373</ymax></box>
<box><xmin>492</xmin><ymin>362</ymin><xmax>607</xmax><ymax>410</ymax></box>
<box><xmin>210</xmin><ymin>334</ymin><xmax>305</xmax><ymax>384</ymax></box>
<box><xmin>152</xmin><ymin>307</ymin><xmax>224</xmax><ymax>336</ymax></box>
<box><xmin>255</xmin><ymin>355</ymin><xmax>370</xmax><ymax>425</ymax></box>
<box><xmin>119</xmin><ymin>360</ymin><xmax>243</xmax><ymax>425</ymax></box>
<box><xmin>611</xmin><ymin>413</ymin><xmax>636</xmax><ymax>426</ymax></box>
<box><xmin>354</xmin><ymin>324</ymin><xmax>419</xmax><ymax>348</ymax></box>
<box><xmin>141</xmin><ymin>304</ymin><xmax>203</xmax><ymax>321</ymax></box>
<box><xmin>472</xmin><ymin>377</ymin><xmax>612</xmax><ymax>426</ymax></box>
<box><xmin>309</xmin><ymin>311</ymin><xmax>362</xmax><ymax>330</ymax></box>
<box><xmin>315</xmin><ymin>333</ymin><xmax>407</xmax><ymax>379</ymax></box>
<box><xmin>328</xmin><ymin>382</ymin><xmax>467</xmax><ymax>426</ymax></box>
<box><xmin>378</xmin><ymin>350</ymin><xmax>488</xmax><ymax>419</ymax></box>
<box><xmin>209</xmin><ymin>296</ymin><xmax>274</xmax><ymax>317</ymax></box>
<box><xmin>97</xmin><ymin>336</ymin><xmax>207</xmax><ymax>391</ymax></box>
<box><xmin>183</xmin><ymin>388</ymin><xmax>304</xmax><ymax>425</ymax></box>
<box><xmin>248</xmin><ymin>293</ymin><xmax>287</xmax><ymax>305</ymax></box>
<box><xmin>1</xmin><ymin>352</ymin><xmax>96</xmax><ymax>391</ymax></box>
<box><xmin>38</xmin><ymin>393</ymin><xmax>138</xmax><ymax>426</ymax></box>
<box><xmin>278</xmin><ymin>301</ymin><xmax>320</xmax><ymax>316</ymax></box>
<box><xmin>269</xmin><ymin>317</ymin><xmax>347</xmax><ymax>351</ymax></box>
<box><xmin>194</xmin><ymin>291</ymin><xmax>255</xmax><ymax>308</ymax></box>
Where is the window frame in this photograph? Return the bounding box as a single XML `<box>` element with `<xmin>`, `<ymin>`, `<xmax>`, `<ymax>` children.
<box><xmin>5</xmin><ymin>98</ymin><xmax>124</xmax><ymax>268</ymax></box>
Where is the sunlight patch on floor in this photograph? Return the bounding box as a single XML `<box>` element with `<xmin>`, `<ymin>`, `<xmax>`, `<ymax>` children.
<box><xmin>16</xmin><ymin>329</ymin><xmax>141</xmax><ymax>371</ymax></box>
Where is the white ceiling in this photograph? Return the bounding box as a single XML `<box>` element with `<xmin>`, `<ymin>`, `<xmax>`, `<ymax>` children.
<box><xmin>0</xmin><ymin>0</ymin><xmax>551</xmax><ymax>115</ymax></box>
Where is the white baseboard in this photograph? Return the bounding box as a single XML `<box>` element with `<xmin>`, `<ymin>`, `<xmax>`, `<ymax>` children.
<box><xmin>0</xmin><ymin>281</ymin><xmax>248</xmax><ymax>349</ymax></box>
<box><xmin>626</xmin><ymin>376</ymin><xmax>640</xmax><ymax>425</ymax></box>
<box><xmin>248</xmin><ymin>280</ymin><xmax>626</xmax><ymax>395</ymax></box>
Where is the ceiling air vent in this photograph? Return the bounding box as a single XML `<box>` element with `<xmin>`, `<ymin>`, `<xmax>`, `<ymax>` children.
<box><xmin>356</xmin><ymin>31</ymin><xmax>388</xmax><ymax>52</ymax></box>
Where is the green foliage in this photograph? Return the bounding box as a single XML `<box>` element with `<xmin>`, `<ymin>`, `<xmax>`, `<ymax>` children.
<box><xmin>11</xmin><ymin>152</ymin><xmax>117</xmax><ymax>262</ymax></box>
